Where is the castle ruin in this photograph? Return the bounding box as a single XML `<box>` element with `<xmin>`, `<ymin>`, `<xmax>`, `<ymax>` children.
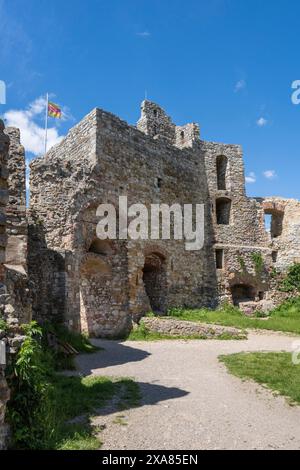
<box><xmin>26</xmin><ymin>100</ymin><xmax>300</xmax><ymax>337</ymax></box>
<box><xmin>0</xmin><ymin>100</ymin><xmax>300</xmax><ymax>447</ymax></box>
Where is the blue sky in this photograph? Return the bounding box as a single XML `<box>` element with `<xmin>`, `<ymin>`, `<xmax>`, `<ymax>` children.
<box><xmin>0</xmin><ymin>0</ymin><xmax>300</xmax><ymax>198</ymax></box>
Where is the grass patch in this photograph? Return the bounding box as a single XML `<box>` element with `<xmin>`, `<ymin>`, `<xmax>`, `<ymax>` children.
<box><xmin>44</xmin><ymin>322</ymin><xmax>99</xmax><ymax>354</ymax></box>
<box><xmin>220</xmin><ymin>352</ymin><xmax>300</xmax><ymax>404</ymax></box>
<box><xmin>11</xmin><ymin>373</ymin><xmax>140</xmax><ymax>450</ymax></box>
<box><xmin>48</xmin><ymin>374</ymin><xmax>140</xmax><ymax>450</ymax></box>
<box><xmin>167</xmin><ymin>298</ymin><xmax>300</xmax><ymax>335</ymax></box>
<box><xmin>42</xmin><ymin>322</ymin><xmax>101</xmax><ymax>371</ymax></box>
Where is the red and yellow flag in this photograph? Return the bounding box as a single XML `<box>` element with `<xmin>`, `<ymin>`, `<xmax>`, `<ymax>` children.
<box><xmin>48</xmin><ymin>101</ymin><xmax>62</xmax><ymax>119</ymax></box>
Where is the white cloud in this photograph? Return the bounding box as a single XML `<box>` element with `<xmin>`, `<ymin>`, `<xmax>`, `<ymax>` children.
<box><xmin>136</xmin><ymin>31</ymin><xmax>151</xmax><ymax>37</ymax></box>
<box><xmin>245</xmin><ymin>171</ymin><xmax>256</xmax><ymax>184</ymax></box>
<box><xmin>4</xmin><ymin>96</ymin><xmax>64</xmax><ymax>156</ymax></box>
<box><xmin>256</xmin><ymin>117</ymin><xmax>268</xmax><ymax>127</ymax></box>
<box><xmin>234</xmin><ymin>79</ymin><xmax>246</xmax><ymax>92</ymax></box>
<box><xmin>263</xmin><ymin>170</ymin><xmax>277</xmax><ymax>180</ymax></box>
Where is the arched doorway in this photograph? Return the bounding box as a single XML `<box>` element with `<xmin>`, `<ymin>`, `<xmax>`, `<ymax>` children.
<box><xmin>231</xmin><ymin>284</ymin><xmax>256</xmax><ymax>306</ymax></box>
<box><xmin>142</xmin><ymin>252</ymin><xmax>167</xmax><ymax>313</ymax></box>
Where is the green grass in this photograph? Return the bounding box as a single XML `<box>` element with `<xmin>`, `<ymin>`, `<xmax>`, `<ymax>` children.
<box><xmin>127</xmin><ymin>320</ymin><xmax>246</xmax><ymax>341</ymax></box>
<box><xmin>31</xmin><ymin>374</ymin><xmax>140</xmax><ymax>450</ymax></box>
<box><xmin>167</xmin><ymin>298</ymin><xmax>300</xmax><ymax>335</ymax></box>
<box><xmin>44</xmin><ymin>322</ymin><xmax>99</xmax><ymax>354</ymax></box>
<box><xmin>220</xmin><ymin>352</ymin><xmax>300</xmax><ymax>405</ymax></box>
<box><xmin>8</xmin><ymin>322</ymin><xmax>140</xmax><ymax>450</ymax></box>
<box><xmin>42</xmin><ymin>322</ymin><xmax>101</xmax><ymax>370</ymax></box>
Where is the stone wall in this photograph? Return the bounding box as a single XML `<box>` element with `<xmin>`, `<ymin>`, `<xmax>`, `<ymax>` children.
<box><xmin>4</xmin><ymin>127</ymin><xmax>27</xmax><ymax>268</ymax></box>
<box><xmin>29</xmin><ymin>101</ymin><xmax>300</xmax><ymax>337</ymax></box>
<box><xmin>258</xmin><ymin>197</ymin><xmax>300</xmax><ymax>272</ymax></box>
<box><xmin>29</xmin><ymin>104</ymin><xmax>217</xmax><ymax>336</ymax></box>
<box><xmin>141</xmin><ymin>316</ymin><xmax>246</xmax><ymax>339</ymax></box>
<box><xmin>0</xmin><ymin>120</ymin><xmax>10</xmax><ymax>449</ymax></box>
<box><xmin>0</xmin><ymin>121</ymin><xmax>31</xmax><ymax>449</ymax></box>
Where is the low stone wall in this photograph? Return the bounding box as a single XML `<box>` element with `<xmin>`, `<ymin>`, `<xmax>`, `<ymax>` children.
<box><xmin>142</xmin><ymin>317</ymin><xmax>245</xmax><ymax>339</ymax></box>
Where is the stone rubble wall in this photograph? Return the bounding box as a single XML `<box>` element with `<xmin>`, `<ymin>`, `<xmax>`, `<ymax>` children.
<box><xmin>141</xmin><ymin>317</ymin><xmax>246</xmax><ymax>339</ymax></box>
<box><xmin>202</xmin><ymin>140</ymin><xmax>278</xmax><ymax>303</ymax></box>
<box><xmin>0</xmin><ymin>120</ymin><xmax>10</xmax><ymax>449</ymax></box>
<box><xmin>4</xmin><ymin>127</ymin><xmax>27</xmax><ymax>267</ymax></box>
<box><xmin>258</xmin><ymin>197</ymin><xmax>300</xmax><ymax>272</ymax></box>
<box><xmin>0</xmin><ymin>120</ymin><xmax>31</xmax><ymax>449</ymax></box>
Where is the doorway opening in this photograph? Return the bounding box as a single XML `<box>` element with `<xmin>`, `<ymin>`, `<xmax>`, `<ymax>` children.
<box><xmin>143</xmin><ymin>252</ymin><xmax>167</xmax><ymax>313</ymax></box>
<box><xmin>231</xmin><ymin>284</ymin><xmax>256</xmax><ymax>306</ymax></box>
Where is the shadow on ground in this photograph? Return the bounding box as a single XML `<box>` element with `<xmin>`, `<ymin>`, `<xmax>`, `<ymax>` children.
<box><xmin>73</xmin><ymin>339</ymin><xmax>189</xmax><ymax>412</ymax></box>
<box><xmin>76</xmin><ymin>339</ymin><xmax>151</xmax><ymax>372</ymax></box>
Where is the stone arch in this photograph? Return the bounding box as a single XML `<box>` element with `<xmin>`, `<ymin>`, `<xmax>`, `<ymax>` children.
<box><xmin>88</xmin><ymin>238</ymin><xmax>113</xmax><ymax>256</ymax></box>
<box><xmin>216</xmin><ymin>155</ymin><xmax>228</xmax><ymax>190</ymax></box>
<box><xmin>231</xmin><ymin>283</ymin><xmax>256</xmax><ymax>306</ymax></box>
<box><xmin>142</xmin><ymin>250</ymin><xmax>167</xmax><ymax>313</ymax></box>
<box><xmin>75</xmin><ymin>199</ymin><xmax>118</xmax><ymax>252</ymax></box>
<box><xmin>216</xmin><ymin>197</ymin><xmax>231</xmax><ymax>225</ymax></box>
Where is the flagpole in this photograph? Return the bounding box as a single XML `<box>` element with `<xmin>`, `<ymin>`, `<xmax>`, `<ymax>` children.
<box><xmin>44</xmin><ymin>92</ymin><xmax>49</xmax><ymax>155</ymax></box>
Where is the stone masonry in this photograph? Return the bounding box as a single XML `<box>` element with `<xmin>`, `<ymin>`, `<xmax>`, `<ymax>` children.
<box><xmin>28</xmin><ymin>100</ymin><xmax>300</xmax><ymax>337</ymax></box>
<box><xmin>0</xmin><ymin>99</ymin><xmax>298</xmax><ymax>445</ymax></box>
<box><xmin>0</xmin><ymin>119</ymin><xmax>9</xmax><ymax>449</ymax></box>
<box><xmin>0</xmin><ymin>120</ymin><xmax>31</xmax><ymax>449</ymax></box>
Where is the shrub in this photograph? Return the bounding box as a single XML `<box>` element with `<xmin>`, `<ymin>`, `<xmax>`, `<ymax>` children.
<box><xmin>0</xmin><ymin>318</ymin><xmax>8</xmax><ymax>332</ymax></box>
<box><xmin>6</xmin><ymin>321</ymin><xmax>99</xmax><ymax>448</ymax></box>
<box><xmin>281</xmin><ymin>263</ymin><xmax>300</xmax><ymax>292</ymax></box>
<box><xmin>167</xmin><ymin>307</ymin><xmax>186</xmax><ymax>317</ymax></box>
<box><xmin>6</xmin><ymin>321</ymin><xmax>54</xmax><ymax>449</ymax></box>
<box><xmin>251</xmin><ymin>252</ymin><xmax>264</xmax><ymax>276</ymax></box>
<box><xmin>270</xmin><ymin>296</ymin><xmax>300</xmax><ymax>318</ymax></box>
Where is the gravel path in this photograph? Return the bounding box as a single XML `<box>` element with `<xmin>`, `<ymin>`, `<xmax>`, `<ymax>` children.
<box><xmin>76</xmin><ymin>332</ymin><xmax>300</xmax><ymax>450</ymax></box>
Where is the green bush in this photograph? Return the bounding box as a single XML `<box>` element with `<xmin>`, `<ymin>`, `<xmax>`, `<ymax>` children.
<box><xmin>167</xmin><ymin>307</ymin><xmax>186</xmax><ymax>317</ymax></box>
<box><xmin>7</xmin><ymin>321</ymin><xmax>54</xmax><ymax>448</ymax></box>
<box><xmin>270</xmin><ymin>296</ymin><xmax>300</xmax><ymax>318</ymax></box>
<box><xmin>0</xmin><ymin>318</ymin><xmax>8</xmax><ymax>332</ymax></box>
<box><xmin>281</xmin><ymin>263</ymin><xmax>300</xmax><ymax>292</ymax></box>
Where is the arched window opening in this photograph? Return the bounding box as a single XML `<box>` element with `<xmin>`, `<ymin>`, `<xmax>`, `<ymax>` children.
<box><xmin>216</xmin><ymin>155</ymin><xmax>228</xmax><ymax>190</ymax></box>
<box><xmin>216</xmin><ymin>198</ymin><xmax>231</xmax><ymax>225</ymax></box>
<box><xmin>264</xmin><ymin>210</ymin><xmax>283</xmax><ymax>238</ymax></box>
